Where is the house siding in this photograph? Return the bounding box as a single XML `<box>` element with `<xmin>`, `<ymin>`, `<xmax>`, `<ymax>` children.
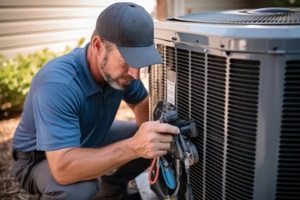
<box><xmin>0</xmin><ymin>0</ymin><xmax>156</xmax><ymax>58</ymax></box>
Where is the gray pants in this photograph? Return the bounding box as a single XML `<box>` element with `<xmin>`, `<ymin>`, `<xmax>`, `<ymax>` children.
<box><xmin>13</xmin><ymin>121</ymin><xmax>149</xmax><ymax>200</ymax></box>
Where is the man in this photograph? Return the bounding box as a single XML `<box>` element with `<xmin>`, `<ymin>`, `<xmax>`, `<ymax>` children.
<box><xmin>12</xmin><ymin>2</ymin><xmax>179</xmax><ymax>200</ymax></box>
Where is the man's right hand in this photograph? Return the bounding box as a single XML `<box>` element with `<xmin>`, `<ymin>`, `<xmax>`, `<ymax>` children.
<box><xmin>126</xmin><ymin>121</ymin><xmax>179</xmax><ymax>159</ymax></box>
<box><xmin>46</xmin><ymin>121</ymin><xmax>179</xmax><ymax>185</ymax></box>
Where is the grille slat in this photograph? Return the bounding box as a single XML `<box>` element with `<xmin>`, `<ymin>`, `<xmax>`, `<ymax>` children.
<box><xmin>224</xmin><ymin>58</ymin><xmax>259</xmax><ymax>200</ymax></box>
<box><xmin>276</xmin><ymin>60</ymin><xmax>300</xmax><ymax>200</ymax></box>
<box><xmin>150</xmin><ymin>43</ymin><xmax>299</xmax><ymax>200</ymax></box>
<box><xmin>177</xmin><ymin>48</ymin><xmax>190</xmax><ymax>120</ymax></box>
<box><xmin>203</xmin><ymin>54</ymin><xmax>226</xmax><ymax>199</ymax></box>
<box><xmin>189</xmin><ymin>50</ymin><xmax>206</xmax><ymax>196</ymax></box>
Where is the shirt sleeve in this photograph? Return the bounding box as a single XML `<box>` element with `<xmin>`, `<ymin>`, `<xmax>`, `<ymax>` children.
<box><xmin>123</xmin><ymin>79</ymin><xmax>148</xmax><ymax>104</ymax></box>
<box><xmin>32</xmin><ymin>82</ymin><xmax>82</xmax><ymax>151</ymax></box>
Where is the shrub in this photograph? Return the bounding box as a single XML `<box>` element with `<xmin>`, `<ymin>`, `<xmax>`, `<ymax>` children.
<box><xmin>0</xmin><ymin>38</ymin><xmax>85</xmax><ymax>116</ymax></box>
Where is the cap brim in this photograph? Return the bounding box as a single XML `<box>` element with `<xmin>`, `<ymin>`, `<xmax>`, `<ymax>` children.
<box><xmin>117</xmin><ymin>45</ymin><xmax>163</xmax><ymax>68</ymax></box>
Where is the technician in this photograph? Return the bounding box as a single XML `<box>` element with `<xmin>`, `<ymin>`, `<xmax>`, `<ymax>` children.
<box><xmin>12</xmin><ymin>2</ymin><xmax>178</xmax><ymax>200</ymax></box>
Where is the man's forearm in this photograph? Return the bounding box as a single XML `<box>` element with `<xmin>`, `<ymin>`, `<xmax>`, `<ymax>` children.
<box><xmin>46</xmin><ymin>138</ymin><xmax>138</xmax><ymax>185</ymax></box>
<box><xmin>46</xmin><ymin>120</ymin><xmax>179</xmax><ymax>185</ymax></box>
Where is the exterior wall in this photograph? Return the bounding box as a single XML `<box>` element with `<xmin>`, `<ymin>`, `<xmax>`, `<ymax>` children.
<box><xmin>0</xmin><ymin>0</ymin><xmax>156</xmax><ymax>58</ymax></box>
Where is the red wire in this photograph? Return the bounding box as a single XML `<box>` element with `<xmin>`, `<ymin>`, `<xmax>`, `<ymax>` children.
<box><xmin>148</xmin><ymin>157</ymin><xmax>160</xmax><ymax>185</ymax></box>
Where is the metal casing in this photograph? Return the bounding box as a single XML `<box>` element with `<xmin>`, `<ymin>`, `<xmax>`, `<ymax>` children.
<box><xmin>149</xmin><ymin>8</ymin><xmax>300</xmax><ymax>200</ymax></box>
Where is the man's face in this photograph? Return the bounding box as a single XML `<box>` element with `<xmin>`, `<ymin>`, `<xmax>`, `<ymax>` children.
<box><xmin>99</xmin><ymin>47</ymin><xmax>140</xmax><ymax>90</ymax></box>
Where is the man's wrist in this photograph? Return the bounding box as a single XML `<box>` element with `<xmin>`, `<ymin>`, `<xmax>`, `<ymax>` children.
<box><xmin>124</xmin><ymin>138</ymin><xmax>139</xmax><ymax>159</ymax></box>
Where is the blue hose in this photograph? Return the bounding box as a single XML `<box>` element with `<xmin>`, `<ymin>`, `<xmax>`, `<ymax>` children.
<box><xmin>160</xmin><ymin>160</ymin><xmax>176</xmax><ymax>189</ymax></box>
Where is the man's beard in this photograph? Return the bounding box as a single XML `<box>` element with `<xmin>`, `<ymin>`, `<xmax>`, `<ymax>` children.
<box><xmin>99</xmin><ymin>53</ymin><xmax>134</xmax><ymax>90</ymax></box>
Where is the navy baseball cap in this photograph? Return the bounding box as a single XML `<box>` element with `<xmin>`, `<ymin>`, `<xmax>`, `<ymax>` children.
<box><xmin>95</xmin><ymin>2</ymin><xmax>163</xmax><ymax>68</ymax></box>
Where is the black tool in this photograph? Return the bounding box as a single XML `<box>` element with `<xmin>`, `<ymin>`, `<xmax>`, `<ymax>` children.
<box><xmin>150</xmin><ymin>101</ymin><xmax>199</xmax><ymax>200</ymax></box>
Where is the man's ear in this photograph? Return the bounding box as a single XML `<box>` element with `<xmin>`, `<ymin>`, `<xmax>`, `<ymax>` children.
<box><xmin>91</xmin><ymin>36</ymin><xmax>103</xmax><ymax>56</ymax></box>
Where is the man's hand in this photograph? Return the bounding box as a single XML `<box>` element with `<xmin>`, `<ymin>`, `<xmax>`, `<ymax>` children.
<box><xmin>126</xmin><ymin>121</ymin><xmax>179</xmax><ymax>158</ymax></box>
<box><xmin>46</xmin><ymin>120</ymin><xmax>178</xmax><ymax>185</ymax></box>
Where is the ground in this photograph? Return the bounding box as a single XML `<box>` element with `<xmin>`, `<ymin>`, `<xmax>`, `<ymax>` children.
<box><xmin>0</xmin><ymin>101</ymin><xmax>135</xmax><ymax>200</ymax></box>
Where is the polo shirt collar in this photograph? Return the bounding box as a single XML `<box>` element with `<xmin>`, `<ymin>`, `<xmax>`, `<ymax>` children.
<box><xmin>76</xmin><ymin>43</ymin><xmax>103</xmax><ymax>96</ymax></box>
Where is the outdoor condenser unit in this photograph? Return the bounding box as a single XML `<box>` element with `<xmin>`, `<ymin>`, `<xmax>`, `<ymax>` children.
<box><xmin>149</xmin><ymin>8</ymin><xmax>300</xmax><ymax>200</ymax></box>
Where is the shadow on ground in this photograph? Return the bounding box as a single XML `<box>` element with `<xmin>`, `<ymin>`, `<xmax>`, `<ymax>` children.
<box><xmin>0</xmin><ymin>107</ymin><xmax>38</xmax><ymax>199</ymax></box>
<box><xmin>0</xmin><ymin>139</ymin><xmax>39</xmax><ymax>200</ymax></box>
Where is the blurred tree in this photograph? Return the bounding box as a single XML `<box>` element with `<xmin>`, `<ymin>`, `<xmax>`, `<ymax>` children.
<box><xmin>270</xmin><ymin>0</ymin><xmax>300</xmax><ymax>7</ymax></box>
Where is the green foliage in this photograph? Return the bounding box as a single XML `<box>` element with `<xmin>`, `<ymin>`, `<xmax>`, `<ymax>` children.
<box><xmin>0</xmin><ymin>38</ymin><xmax>86</xmax><ymax>112</ymax></box>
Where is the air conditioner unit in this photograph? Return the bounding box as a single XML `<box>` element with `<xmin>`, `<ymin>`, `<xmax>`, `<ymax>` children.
<box><xmin>149</xmin><ymin>7</ymin><xmax>300</xmax><ymax>200</ymax></box>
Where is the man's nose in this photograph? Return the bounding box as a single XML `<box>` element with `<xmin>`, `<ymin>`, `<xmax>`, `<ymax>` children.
<box><xmin>128</xmin><ymin>67</ymin><xmax>140</xmax><ymax>79</ymax></box>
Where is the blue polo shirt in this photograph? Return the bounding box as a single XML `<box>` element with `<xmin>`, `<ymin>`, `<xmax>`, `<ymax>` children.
<box><xmin>13</xmin><ymin>43</ymin><xmax>147</xmax><ymax>152</ymax></box>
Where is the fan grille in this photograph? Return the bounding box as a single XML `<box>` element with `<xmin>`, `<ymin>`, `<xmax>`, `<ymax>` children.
<box><xmin>172</xmin><ymin>7</ymin><xmax>300</xmax><ymax>25</ymax></box>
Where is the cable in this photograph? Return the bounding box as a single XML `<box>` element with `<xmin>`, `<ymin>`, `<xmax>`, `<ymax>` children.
<box><xmin>184</xmin><ymin>156</ymin><xmax>194</xmax><ymax>200</ymax></box>
<box><xmin>151</xmin><ymin>158</ymin><xmax>181</xmax><ymax>200</ymax></box>
<box><xmin>160</xmin><ymin>157</ymin><xmax>176</xmax><ymax>189</ymax></box>
<box><xmin>148</xmin><ymin>157</ymin><xmax>160</xmax><ymax>185</ymax></box>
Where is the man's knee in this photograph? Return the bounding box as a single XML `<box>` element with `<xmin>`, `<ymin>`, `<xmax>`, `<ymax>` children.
<box><xmin>42</xmin><ymin>178</ymin><xmax>99</xmax><ymax>200</ymax></box>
